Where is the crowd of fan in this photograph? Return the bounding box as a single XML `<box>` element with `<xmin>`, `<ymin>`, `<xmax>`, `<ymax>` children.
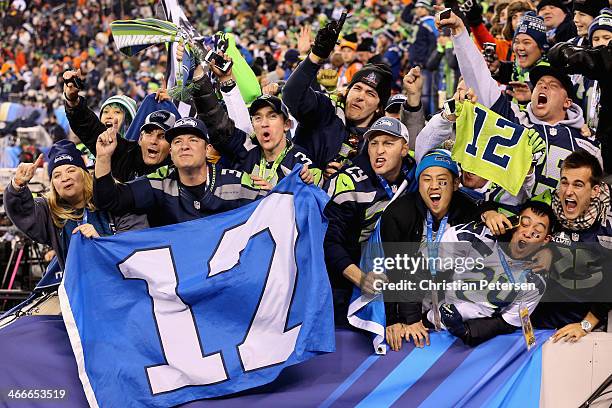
<box><xmin>2</xmin><ymin>0</ymin><xmax>612</xmax><ymax>352</ymax></box>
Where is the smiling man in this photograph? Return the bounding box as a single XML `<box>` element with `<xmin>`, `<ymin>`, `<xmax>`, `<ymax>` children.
<box><xmin>441</xmin><ymin>11</ymin><xmax>601</xmax><ymax>197</ymax></box>
<box><xmin>323</xmin><ymin>117</ymin><xmax>416</xmax><ymax>326</ymax></box>
<box><xmin>93</xmin><ymin>118</ymin><xmax>267</xmax><ymax>227</ymax></box>
<box><xmin>531</xmin><ymin>150</ymin><xmax>612</xmax><ymax>342</ymax></box>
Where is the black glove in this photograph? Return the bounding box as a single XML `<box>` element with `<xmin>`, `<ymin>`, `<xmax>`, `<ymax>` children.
<box><xmin>459</xmin><ymin>0</ymin><xmax>483</xmax><ymax>27</ymax></box>
<box><xmin>311</xmin><ymin>14</ymin><xmax>346</xmax><ymax>60</ymax></box>
<box><xmin>548</xmin><ymin>42</ymin><xmax>597</xmax><ymax>74</ymax></box>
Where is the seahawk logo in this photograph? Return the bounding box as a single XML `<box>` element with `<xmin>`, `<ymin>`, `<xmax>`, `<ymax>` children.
<box><xmin>377</xmin><ymin>119</ymin><xmax>394</xmax><ymax>127</ymax></box>
<box><xmin>54</xmin><ymin>154</ymin><xmax>73</xmax><ymax>163</ymax></box>
<box><xmin>176</xmin><ymin>118</ymin><xmax>197</xmax><ymax>128</ymax></box>
<box><xmin>150</xmin><ymin>111</ymin><xmax>169</xmax><ymax>121</ymax></box>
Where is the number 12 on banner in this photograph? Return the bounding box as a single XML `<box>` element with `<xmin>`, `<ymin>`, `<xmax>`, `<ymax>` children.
<box><xmin>465</xmin><ymin>106</ymin><xmax>523</xmax><ymax>170</ymax></box>
<box><xmin>118</xmin><ymin>194</ymin><xmax>301</xmax><ymax>395</ymax></box>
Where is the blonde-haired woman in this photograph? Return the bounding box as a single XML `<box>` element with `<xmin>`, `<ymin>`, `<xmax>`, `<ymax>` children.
<box><xmin>5</xmin><ymin>140</ymin><xmax>115</xmax><ymax>271</ymax></box>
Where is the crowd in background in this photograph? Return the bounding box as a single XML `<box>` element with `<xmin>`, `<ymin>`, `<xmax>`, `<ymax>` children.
<box><xmin>1</xmin><ymin>0</ymin><xmax>612</xmax><ymax>354</ymax></box>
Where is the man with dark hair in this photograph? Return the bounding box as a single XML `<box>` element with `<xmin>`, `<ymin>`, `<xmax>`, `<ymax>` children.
<box><xmin>436</xmin><ymin>199</ymin><xmax>554</xmax><ymax>347</ymax></box>
<box><xmin>531</xmin><ymin>149</ymin><xmax>612</xmax><ymax>342</ymax></box>
<box><xmin>382</xmin><ymin>149</ymin><xmax>478</xmax><ymax>349</ymax></box>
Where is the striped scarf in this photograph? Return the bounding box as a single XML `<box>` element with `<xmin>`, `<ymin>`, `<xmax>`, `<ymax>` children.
<box><xmin>552</xmin><ymin>183</ymin><xmax>611</xmax><ymax>231</ymax></box>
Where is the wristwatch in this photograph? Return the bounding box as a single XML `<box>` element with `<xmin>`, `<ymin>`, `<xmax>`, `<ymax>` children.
<box><xmin>580</xmin><ymin>319</ymin><xmax>592</xmax><ymax>332</ymax></box>
<box><xmin>220</xmin><ymin>78</ymin><xmax>236</xmax><ymax>93</ymax></box>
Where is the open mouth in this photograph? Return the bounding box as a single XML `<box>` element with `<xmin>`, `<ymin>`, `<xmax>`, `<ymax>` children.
<box><xmin>429</xmin><ymin>193</ymin><xmax>441</xmax><ymax>206</ymax></box>
<box><xmin>104</xmin><ymin>122</ymin><xmax>113</xmax><ymax>128</ymax></box>
<box><xmin>564</xmin><ymin>198</ymin><xmax>577</xmax><ymax>212</ymax></box>
<box><xmin>537</xmin><ymin>93</ymin><xmax>548</xmax><ymax>107</ymax></box>
<box><xmin>518</xmin><ymin>240</ymin><xmax>527</xmax><ymax>250</ymax></box>
<box><xmin>147</xmin><ymin>148</ymin><xmax>159</xmax><ymax>159</ymax></box>
<box><xmin>261</xmin><ymin>131</ymin><xmax>271</xmax><ymax>142</ymax></box>
<box><xmin>516</xmin><ymin>51</ymin><xmax>527</xmax><ymax>61</ymax></box>
<box><xmin>374</xmin><ymin>157</ymin><xmax>385</xmax><ymax>168</ymax></box>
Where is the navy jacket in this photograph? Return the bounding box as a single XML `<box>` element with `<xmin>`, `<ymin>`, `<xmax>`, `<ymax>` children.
<box><xmin>283</xmin><ymin>57</ymin><xmax>371</xmax><ymax>169</ymax></box>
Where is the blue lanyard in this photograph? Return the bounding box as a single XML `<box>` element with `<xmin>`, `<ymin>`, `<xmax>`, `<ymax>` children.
<box><xmin>496</xmin><ymin>246</ymin><xmax>531</xmax><ymax>284</ymax></box>
<box><xmin>377</xmin><ymin>176</ymin><xmax>395</xmax><ymax>199</ymax></box>
<box><xmin>426</xmin><ymin>211</ymin><xmax>448</xmax><ymax>276</ymax></box>
<box><xmin>81</xmin><ymin>208</ymin><xmax>89</xmax><ymax>225</ymax></box>
<box><xmin>426</xmin><ymin>211</ymin><xmax>448</xmax><ymax>245</ymax></box>
<box><xmin>377</xmin><ymin>165</ymin><xmax>410</xmax><ymax>199</ymax></box>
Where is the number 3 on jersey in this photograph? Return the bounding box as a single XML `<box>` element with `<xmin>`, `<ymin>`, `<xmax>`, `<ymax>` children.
<box><xmin>465</xmin><ymin>106</ymin><xmax>523</xmax><ymax>170</ymax></box>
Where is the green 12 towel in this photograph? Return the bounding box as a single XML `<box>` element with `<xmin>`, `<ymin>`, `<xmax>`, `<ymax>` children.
<box><xmin>453</xmin><ymin>101</ymin><xmax>532</xmax><ymax>196</ymax></box>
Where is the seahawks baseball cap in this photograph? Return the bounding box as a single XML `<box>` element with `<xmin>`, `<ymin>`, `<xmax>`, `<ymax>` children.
<box><xmin>385</xmin><ymin>94</ymin><xmax>408</xmax><ymax>113</ymax></box>
<box><xmin>363</xmin><ymin>117</ymin><xmax>410</xmax><ymax>144</ymax></box>
<box><xmin>140</xmin><ymin>110</ymin><xmax>176</xmax><ymax>133</ymax></box>
<box><xmin>164</xmin><ymin>117</ymin><xmax>209</xmax><ymax>143</ymax></box>
<box><xmin>248</xmin><ymin>94</ymin><xmax>289</xmax><ymax>118</ymax></box>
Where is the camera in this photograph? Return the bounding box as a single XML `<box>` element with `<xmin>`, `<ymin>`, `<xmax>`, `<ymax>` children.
<box><xmin>483</xmin><ymin>42</ymin><xmax>496</xmax><ymax>62</ymax></box>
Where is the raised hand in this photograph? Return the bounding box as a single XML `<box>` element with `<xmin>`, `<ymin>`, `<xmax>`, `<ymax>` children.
<box><xmin>13</xmin><ymin>154</ymin><xmax>44</xmax><ymax>189</ymax></box>
<box><xmin>435</xmin><ymin>10</ymin><xmax>466</xmax><ymax>36</ymax></box>
<box><xmin>403</xmin><ymin>67</ymin><xmax>423</xmax><ymax>107</ymax></box>
<box><xmin>297</xmin><ymin>25</ymin><xmax>313</xmax><ymax>55</ymax></box>
<box><xmin>311</xmin><ymin>11</ymin><xmax>347</xmax><ymax>60</ymax></box>
<box><xmin>96</xmin><ymin>119</ymin><xmax>119</xmax><ymax>159</ymax></box>
<box><xmin>63</xmin><ymin>69</ymin><xmax>82</xmax><ymax>106</ymax></box>
<box><xmin>209</xmin><ymin>51</ymin><xmax>234</xmax><ymax>82</ymax></box>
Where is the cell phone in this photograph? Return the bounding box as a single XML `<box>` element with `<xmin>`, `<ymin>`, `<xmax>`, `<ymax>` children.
<box><xmin>443</xmin><ymin>98</ymin><xmax>456</xmax><ymax>117</ymax></box>
<box><xmin>338</xmin><ymin>10</ymin><xmax>348</xmax><ymax>30</ymax></box>
<box><xmin>438</xmin><ymin>8</ymin><xmax>452</xmax><ymax>21</ymax></box>
<box><xmin>204</xmin><ymin>49</ymin><xmax>233</xmax><ymax>73</ymax></box>
<box><xmin>64</xmin><ymin>74</ymin><xmax>84</xmax><ymax>90</ymax></box>
<box><xmin>507</xmin><ymin>215</ymin><xmax>521</xmax><ymax>229</ymax></box>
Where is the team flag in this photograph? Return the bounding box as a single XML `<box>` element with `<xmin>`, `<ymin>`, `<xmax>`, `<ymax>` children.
<box><xmin>58</xmin><ymin>169</ymin><xmax>335</xmax><ymax>408</ymax></box>
<box><xmin>110</xmin><ymin>18</ymin><xmax>182</xmax><ymax>56</ymax></box>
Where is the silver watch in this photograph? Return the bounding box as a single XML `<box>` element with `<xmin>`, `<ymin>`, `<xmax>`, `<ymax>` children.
<box><xmin>580</xmin><ymin>319</ymin><xmax>592</xmax><ymax>332</ymax></box>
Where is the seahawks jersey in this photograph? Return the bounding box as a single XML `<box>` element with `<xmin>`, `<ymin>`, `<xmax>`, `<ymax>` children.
<box><xmin>430</xmin><ymin>221</ymin><xmax>546</xmax><ymax>327</ymax></box>
<box><xmin>94</xmin><ymin>164</ymin><xmax>267</xmax><ymax>227</ymax></box>
<box><xmin>462</xmin><ymin>172</ymin><xmax>535</xmax><ymax>215</ymax></box>
<box><xmin>549</xmin><ymin>199</ymin><xmax>612</xmax><ymax>294</ymax></box>
<box><xmin>212</xmin><ymin>127</ymin><xmax>323</xmax><ymax>187</ymax></box>
<box><xmin>323</xmin><ymin>153</ymin><xmax>416</xmax><ymax>281</ymax></box>
<box><xmin>490</xmin><ymin>94</ymin><xmax>601</xmax><ymax>196</ymax></box>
